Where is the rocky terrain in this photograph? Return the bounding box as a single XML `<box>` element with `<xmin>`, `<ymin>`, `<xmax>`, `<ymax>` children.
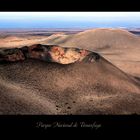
<box><xmin>0</xmin><ymin>44</ymin><xmax>140</xmax><ymax>114</ymax></box>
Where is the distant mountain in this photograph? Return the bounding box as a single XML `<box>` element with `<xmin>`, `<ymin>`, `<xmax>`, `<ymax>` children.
<box><xmin>42</xmin><ymin>28</ymin><xmax>140</xmax><ymax>51</ymax></box>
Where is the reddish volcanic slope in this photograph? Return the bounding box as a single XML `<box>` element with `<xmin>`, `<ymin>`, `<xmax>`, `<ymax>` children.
<box><xmin>0</xmin><ymin>44</ymin><xmax>140</xmax><ymax>115</ymax></box>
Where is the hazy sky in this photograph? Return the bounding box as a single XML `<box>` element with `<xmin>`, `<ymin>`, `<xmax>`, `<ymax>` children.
<box><xmin>0</xmin><ymin>12</ymin><xmax>140</xmax><ymax>28</ymax></box>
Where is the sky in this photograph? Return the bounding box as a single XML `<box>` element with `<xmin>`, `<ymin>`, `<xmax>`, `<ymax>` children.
<box><xmin>0</xmin><ymin>12</ymin><xmax>140</xmax><ymax>28</ymax></box>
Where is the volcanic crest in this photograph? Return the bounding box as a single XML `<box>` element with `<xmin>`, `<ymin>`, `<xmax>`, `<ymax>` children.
<box><xmin>0</xmin><ymin>44</ymin><xmax>100</xmax><ymax>64</ymax></box>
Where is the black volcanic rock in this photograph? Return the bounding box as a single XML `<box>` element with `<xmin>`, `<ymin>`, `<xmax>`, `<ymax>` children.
<box><xmin>0</xmin><ymin>44</ymin><xmax>100</xmax><ymax>64</ymax></box>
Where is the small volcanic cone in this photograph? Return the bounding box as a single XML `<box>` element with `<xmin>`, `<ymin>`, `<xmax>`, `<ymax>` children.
<box><xmin>0</xmin><ymin>44</ymin><xmax>140</xmax><ymax>115</ymax></box>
